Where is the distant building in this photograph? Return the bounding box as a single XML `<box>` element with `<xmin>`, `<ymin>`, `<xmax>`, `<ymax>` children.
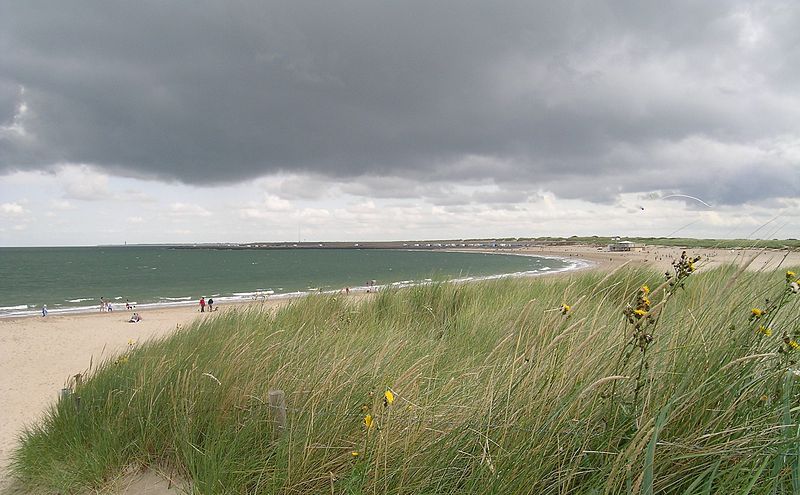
<box><xmin>607</xmin><ymin>240</ymin><xmax>643</xmax><ymax>252</ymax></box>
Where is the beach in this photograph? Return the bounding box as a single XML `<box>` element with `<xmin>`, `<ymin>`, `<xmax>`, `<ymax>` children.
<box><xmin>1</xmin><ymin>244</ymin><xmax>798</xmax><ymax>492</ymax></box>
<box><xmin>515</xmin><ymin>244</ymin><xmax>800</xmax><ymax>275</ymax></box>
<box><xmin>0</xmin><ymin>297</ymin><xmax>307</xmax><ymax>493</ymax></box>
<box><xmin>0</xmin><ymin>247</ymin><xmax>565</xmax><ymax>319</ymax></box>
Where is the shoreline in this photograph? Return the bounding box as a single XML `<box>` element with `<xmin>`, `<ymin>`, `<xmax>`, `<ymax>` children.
<box><xmin>1</xmin><ymin>244</ymin><xmax>798</xmax><ymax>492</ymax></box>
<box><xmin>0</xmin><ymin>251</ymin><xmax>583</xmax><ymax>321</ymax></box>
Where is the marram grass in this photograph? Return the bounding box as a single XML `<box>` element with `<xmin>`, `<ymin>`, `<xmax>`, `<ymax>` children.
<box><xmin>10</xmin><ymin>264</ymin><xmax>800</xmax><ymax>494</ymax></box>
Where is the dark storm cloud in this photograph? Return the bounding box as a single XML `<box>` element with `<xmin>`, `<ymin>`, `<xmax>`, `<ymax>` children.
<box><xmin>1</xmin><ymin>1</ymin><xmax>798</xmax><ymax>205</ymax></box>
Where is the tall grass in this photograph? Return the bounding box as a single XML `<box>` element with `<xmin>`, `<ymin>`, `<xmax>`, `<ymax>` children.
<box><xmin>10</xmin><ymin>263</ymin><xmax>800</xmax><ymax>494</ymax></box>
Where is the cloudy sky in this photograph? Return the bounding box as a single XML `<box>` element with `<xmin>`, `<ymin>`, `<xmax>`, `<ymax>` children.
<box><xmin>1</xmin><ymin>1</ymin><xmax>798</xmax><ymax>246</ymax></box>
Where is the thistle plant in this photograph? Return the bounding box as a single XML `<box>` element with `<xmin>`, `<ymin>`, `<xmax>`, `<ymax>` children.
<box><xmin>618</xmin><ymin>251</ymin><xmax>701</xmax><ymax>416</ymax></box>
<box><xmin>750</xmin><ymin>270</ymin><xmax>800</xmax><ymax>368</ymax></box>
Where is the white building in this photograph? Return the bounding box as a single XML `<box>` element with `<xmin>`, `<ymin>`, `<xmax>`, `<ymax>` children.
<box><xmin>607</xmin><ymin>240</ymin><xmax>642</xmax><ymax>252</ymax></box>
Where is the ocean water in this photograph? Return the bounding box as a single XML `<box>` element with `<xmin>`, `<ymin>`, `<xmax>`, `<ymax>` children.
<box><xmin>0</xmin><ymin>247</ymin><xmax>581</xmax><ymax>317</ymax></box>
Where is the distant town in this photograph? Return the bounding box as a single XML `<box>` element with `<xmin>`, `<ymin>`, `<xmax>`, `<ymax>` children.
<box><xmin>171</xmin><ymin>239</ymin><xmax>537</xmax><ymax>250</ymax></box>
<box><xmin>158</xmin><ymin>236</ymin><xmax>798</xmax><ymax>252</ymax></box>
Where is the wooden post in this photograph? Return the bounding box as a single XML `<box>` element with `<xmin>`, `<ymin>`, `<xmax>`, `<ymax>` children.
<box><xmin>73</xmin><ymin>373</ymin><xmax>83</xmax><ymax>411</ymax></box>
<box><xmin>268</xmin><ymin>389</ymin><xmax>287</xmax><ymax>433</ymax></box>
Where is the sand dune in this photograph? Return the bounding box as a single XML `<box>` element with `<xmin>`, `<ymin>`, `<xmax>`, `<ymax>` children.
<box><xmin>1</xmin><ymin>244</ymin><xmax>797</xmax><ymax>492</ymax></box>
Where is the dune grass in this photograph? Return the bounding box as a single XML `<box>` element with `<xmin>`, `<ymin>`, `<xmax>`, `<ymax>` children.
<box><xmin>10</xmin><ymin>261</ymin><xmax>800</xmax><ymax>494</ymax></box>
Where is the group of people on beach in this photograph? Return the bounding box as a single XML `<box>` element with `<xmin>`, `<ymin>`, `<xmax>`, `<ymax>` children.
<box><xmin>199</xmin><ymin>296</ymin><xmax>214</xmax><ymax>312</ymax></box>
<box><xmin>40</xmin><ymin>294</ymin><xmax>217</xmax><ymax>320</ymax></box>
<box><xmin>339</xmin><ymin>280</ymin><xmax>379</xmax><ymax>295</ymax></box>
<box><xmin>99</xmin><ymin>297</ymin><xmax>114</xmax><ymax>312</ymax></box>
<box><xmin>98</xmin><ymin>297</ymin><xmax>138</xmax><ymax>312</ymax></box>
<box><xmin>99</xmin><ymin>296</ymin><xmax>141</xmax><ymax>323</ymax></box>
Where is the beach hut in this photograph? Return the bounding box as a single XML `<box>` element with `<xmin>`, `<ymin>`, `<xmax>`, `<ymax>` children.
<box><xmin>608</xmin><ymin>240</ymin><xmax>640</xmax><ymax>252</ymax></box>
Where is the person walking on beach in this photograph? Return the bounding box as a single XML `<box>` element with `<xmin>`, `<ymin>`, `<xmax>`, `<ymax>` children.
<box><xmin>41</xmin><ymin>305</ymin><xmax>47</xmax><ymax>317</ymax></box>
<box><xmin>207</xmin><ymin>298</ymin><xmax>214</xmax><ymax>312</ymax></box>
<box><xmin>199</xmin><ymin>296</ymin><xmax>206</xmax><ymax>313</ymax></box>
<box><xmin>100</xmin><ymin>297</ymin><xmax>106</xmax><ymax>312</ymax></box>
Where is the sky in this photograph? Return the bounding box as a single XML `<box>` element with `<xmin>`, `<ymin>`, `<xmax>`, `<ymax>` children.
<box><xmin>1</xmin><ymin>1</ymin><xmax>798</xmax><ymax>246</ymax></box>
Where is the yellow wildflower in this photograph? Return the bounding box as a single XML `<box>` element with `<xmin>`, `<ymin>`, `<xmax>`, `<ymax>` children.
<box><xmin>791</xmin><ymin>340</ymin><xmax>800</xmax><ymax>350</ymax></box>
<box><xmin>351</xmin><ymin>451</ymin><xmax>360</xmax><ymax>457</ymax></box>
<box><xmin>384</xmin><ymin>389</ymin><xmax>395</xmax><ymax>405</ymax></box>
<box><xmin>633</xmin><ymin>309</ymin><xmax>647</xmax><ymax>317</ymax></box>
<box><xmin>641</xmin><ymin>285</ymin><xmax>650</xmax><ymax>294</ymax></box>
<box><xmin>561</xmin><ymin>304</ymin><xmax>571</xmax><ymax>315</ymax></box>
<box><xmin>787</xmin><ymin>271</ymin><xmax>797</xmax><ymax>281</ymax></box>
<box><xmin>688</xmin><ymin>263</ymin><xmax>695</xmax><ymax>272</ymax></box>
<box><xmin>642</xmin><ymin>297</ymin><xmax>651</xmax><ymax>307</ymax></box>
<box><xmin>751</xmin><ymin>308</ymin><xmax>764</xmax><ymax>318</ymax></box>
<box><xmin>364</xmin><ymin>414</ymin><xmax>374</xmax><ymax>429</ymax></box>
<box><xmin>758</xmin><ymin>326</ymin><xmax>772</xmax><ymax>337</ymax></box>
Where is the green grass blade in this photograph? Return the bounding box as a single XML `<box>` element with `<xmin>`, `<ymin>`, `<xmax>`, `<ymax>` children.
<box><xmin>680</xmin><ymin>459</ymin><xmax>720</xmax><ymax>495</ymax></box>
<box><xmin>642</xmin><ymin>405</ymin><xmax>671</xmax><ymax>495</ymax></box>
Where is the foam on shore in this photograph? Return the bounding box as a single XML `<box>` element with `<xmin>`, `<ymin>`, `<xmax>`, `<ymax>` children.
<box><xmin>0</xmin><ymin>253</ymin><xmax>588</xmax><ymax>319</ymax></box>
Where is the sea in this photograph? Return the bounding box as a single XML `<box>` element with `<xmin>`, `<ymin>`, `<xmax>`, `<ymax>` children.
<box><xmin>0</xmin><ymin>246</ymin><xmax>585</xmax><ymax>318</ymax></box>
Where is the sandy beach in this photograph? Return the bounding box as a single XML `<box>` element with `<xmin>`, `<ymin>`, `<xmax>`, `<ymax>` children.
<box><xmin>1</xmin><ymin>244</ymin><xmax>798</xmax><ymax>492</ymax></box>
<box><xmin>0</xmin><ymin>298</ymin><xmax>300</xmax><ymax>493</ymax></box>
<box><xmin>516</xmin><ymin>244</ymin><xmax>800</xmax><ymax>276</ymax></box>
